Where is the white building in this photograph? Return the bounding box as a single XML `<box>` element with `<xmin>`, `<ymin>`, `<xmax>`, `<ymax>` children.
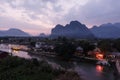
<box><xmin>35</xmin><ymin>42</ymin><xmax>45</xmax><ymax>48</ymax></box>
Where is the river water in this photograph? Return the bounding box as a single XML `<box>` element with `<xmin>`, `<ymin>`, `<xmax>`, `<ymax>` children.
<box><xmin>0</xmin><ymin>44</ymin><xmax>118</xmax><ymax>80</ymax></box>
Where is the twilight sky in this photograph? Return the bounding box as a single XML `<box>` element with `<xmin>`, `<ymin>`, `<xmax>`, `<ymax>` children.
<box><xmin>0</xmin><ymin>0</ymin><xmax>120</xmax><ymax>35</ymax></box>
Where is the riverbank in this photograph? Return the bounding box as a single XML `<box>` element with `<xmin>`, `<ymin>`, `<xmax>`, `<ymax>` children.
<box><xmin>29</xmin><ymin>51</ymin><xmax>120</xmax><ymax>80</ymax></box>
<box><xmin>28</xmin><ymin>51</ymin><xmax>101</xmax><ymax>65</ymax></box>
<box><xmin>0</xmin><ymin>44</ymin><xmax>117</xmax><ymax>80</ymax></box>
<box><xmin>0</xmin><ymin>56</ymin><xmax>83</xmax><ymax>80</ymax></box>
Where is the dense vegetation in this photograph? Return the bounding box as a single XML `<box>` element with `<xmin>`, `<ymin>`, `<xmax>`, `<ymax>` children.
<box><xmin>98</xmin><ymin>39</ymin><xmax>120</xmax><ymax>52</ymax></box>
<box><xmin>0</xmin><ymin>56</ymin><xmax>82</xmax><ymax>80</ymax></box>
<box><xmin>54</xmin><ymin>41</ymin><xmax>76</xmax><ymax>60</ymax></box>
<box><xmin>0</xmin><ymin>56</ymin><xmax>57</xmax><ymax>80</ymax></box>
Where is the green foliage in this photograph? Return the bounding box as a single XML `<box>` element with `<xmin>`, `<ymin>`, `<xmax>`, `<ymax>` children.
<box><xmin>0</xmin><ymin>56</ymin><xmax>60</xmax><ymax>80</ymax></box>
<box><xmin>30</xmin><ymin>41</ymin><xmax>36</xmax><ymax>47</ymax></box>
<box><xmin>98</xmin><ymin>40</ymin><xmax>112</xmax><ymax>52</ymax></box>
<box><xmin>54</xmin><ymin>42</ymin><xmax>76</xmax><ymax>60</ymax></box>
<box><xmin>77</xmin><ymin>40</ymin><xmax>95</xmax><ymax>55</ymax></box>
<box><xmin>113</xmin><ymin>39</ymin><xmax>120</xmax><ymax>52</ymax></box>
<box><xmin>56</xmin><ymin>37</ymin><xmax>68</xmax><ymax>43</ymax></box>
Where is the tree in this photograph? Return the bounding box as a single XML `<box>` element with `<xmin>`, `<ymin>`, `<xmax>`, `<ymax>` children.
<box><xmin>77</xmin><ymin>40</ymin><xmax>95</xmax><ymax>56</ymax></box>
<box><xmin>113</xmin><ymin>39</ymin><xmax>120</xmax><ymax>52</ymax></box>
<box><xmin>98</xmin><ymin>40</ymin><xmax>112</xmax><ymax>53</ymax></box>
<box><xmin>54</xmin><ymin>42</ymin><xmax>76</xmax><ymax>60</ymax></box>
<box><xmin>30</xmin><ymin>41</ymin><xmax>36</xmax><ymax>47</ymax></box>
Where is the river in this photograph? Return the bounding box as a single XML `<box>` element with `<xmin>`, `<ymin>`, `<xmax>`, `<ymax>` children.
<box><xmin>0</xmin><ymin>44</ymin><xmax>118</xmax><ymax>80</ymax></box>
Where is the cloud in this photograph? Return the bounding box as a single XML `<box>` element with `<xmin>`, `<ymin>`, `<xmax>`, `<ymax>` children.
<box><xmin>63</xmin><ymin>0</ymin><xmax>120</xmax><ymax>27</ymax></box>
<box><xmin>0</xmin><ymin>0</ymin><xmax>120</xmax><ymax>35</ymax></box>
<box><xmin>0</xmin><ymin>16</ymin><xmax>50</xmax><ymax>35</ymax></box>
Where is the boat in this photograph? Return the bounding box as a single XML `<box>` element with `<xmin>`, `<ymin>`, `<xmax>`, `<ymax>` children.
<box><xmin>11</xmin><ymin>47</ymin><xmax>21</xmax><ymax>51</ymax></box>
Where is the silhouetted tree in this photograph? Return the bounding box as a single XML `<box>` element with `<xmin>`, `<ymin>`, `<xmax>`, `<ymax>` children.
<box><xmin>77</xmin><ymin>40</ymin><xmax>95</xmax><ymax>56</ymax></box>
<box><xmin>113</xmin><ymin>39</ymin><xmax>120</xmax><ymax>52</ymax></box>
<box><xmin>54</xmin><ymin>42</ymin><xmax>76</xmax><ymax>60</ymax></box>
<box><xmin>98</xmin><ymin>40</ymin><xmax>112</xmax><ymax>53</ymax></box>
<box><xmin>30</xmin><ymin>41</ymin><xmax>36</xmax><ymax>47</ymax></box>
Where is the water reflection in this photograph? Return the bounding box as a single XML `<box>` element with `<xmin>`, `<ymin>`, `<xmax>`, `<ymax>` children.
<box><xmin>12</xmin><ymin>50</ymin><xmax>18</xmax><ymax>53</ymax></box>
<box><xmin>0</xmin><ymin>44</ymin><xmax>31</xmax><ymax>59</ymax></box>
<box><xmin>96</xmin><ymin>65</ymin><xmax>103</xmax><ymax>73</ymax></box>
<box><xmin>0</xmin><ymin>44</ymin><xmax>116</xmax><ymax>80</ymax></box>
<box><xmin>12</xmin><ymin>51</ymin><xmax>31</xmax><ymax>59</ymax></box>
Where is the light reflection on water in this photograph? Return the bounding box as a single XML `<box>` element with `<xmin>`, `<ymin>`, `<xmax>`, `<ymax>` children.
<box><xmin>12</xmin><ymin>50</ymin><xmax>31</xmax><ymax>59</ymax></box>
<box><xmin>96</xmin><ymin>65</ymin><xmax>104</xmax><ymax>73</ymax></box>
<box><xmin>0</xmin><ymin>44</ymin><xmax>32</xmax><ymax>59</ymax></box>
<box><xmin>12</xmin><ymin>50</ymin><xmax>18</xmax><ymax>53</ymax></box>
<box><xmin>0</xmin><ymin>44</ymin><xmax>116</xmax><ymax>80</ymax></box>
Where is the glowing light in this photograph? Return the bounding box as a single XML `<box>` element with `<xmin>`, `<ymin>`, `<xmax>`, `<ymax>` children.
<box><xmin>96</xmin><ymin>65</ymin><xmax>103</xmax><ymax>72</ymax></box>
<box><xmin>11</xmin><ymin>47</ymin><xmax>20</xmax><ymax>51</ymax></box>
<box><xmin>96</xmin><ymin>53</ymin><xmax>104</xmax><ymax>60</ymax></box>
<box><xmin>12</xmin><ymin>50</ymin><xmax>18</xmax><ymax>53</ymax></box>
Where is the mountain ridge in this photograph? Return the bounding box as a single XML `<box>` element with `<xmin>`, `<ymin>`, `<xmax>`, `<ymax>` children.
<box><xmin>51</xmin><ymin>21</ymin><xmax>95</xmax><ymax>39</ymax></box>
<box><xmin>0</xmin><ymin>28</ymin><xmax>30</xmax><ymax>37</ymax></box>
<box><xmin>90</xmin><ymin>23</ymin><xmax>120</xmax><ymax>39</ymax></box>
<box><xmin>1</xmin><ymin>21</ymin><xmax>120</xmax><ymax>39</ymax></box>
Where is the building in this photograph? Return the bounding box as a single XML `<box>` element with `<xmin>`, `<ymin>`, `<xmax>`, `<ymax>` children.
<box><xmin>75</xmin><ymin>46</ymin><xmax>84</xmax><ymax>56</ymax></box>
<box><xmin>35</xmin><ymin>42</ymin><xmax>45</xmax><ymax>49</ymax></box>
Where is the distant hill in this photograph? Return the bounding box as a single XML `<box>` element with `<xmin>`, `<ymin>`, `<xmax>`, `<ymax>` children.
<box><xmin>114</xmin><ymin>23</ymin><xmax>120</xmax><ymax>29</ymax></box>
<box><xmin>90</xmin><ymin>23</ymin><xmax>120</xmax><ymax>39</ymax></box>
<box><xmin>51</xmin><ymin>21</ymin><xmax>95</xmax><ymax>39</ymax></box>
<box><xmin>39</xmin><ymin>33</ymin><xmax>47</xmax><ymax>38</ymax></box>
<box><xmin>0</xmin><ymin>28</ymin><xmax>30</xmax><ymax>37</ymax></box>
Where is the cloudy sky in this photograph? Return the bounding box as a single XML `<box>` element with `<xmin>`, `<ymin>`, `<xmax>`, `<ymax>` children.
<box><xmin>0</xmin><ymin>0</ymin><xmax>120</xmax><ymax>35</ymax></box>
